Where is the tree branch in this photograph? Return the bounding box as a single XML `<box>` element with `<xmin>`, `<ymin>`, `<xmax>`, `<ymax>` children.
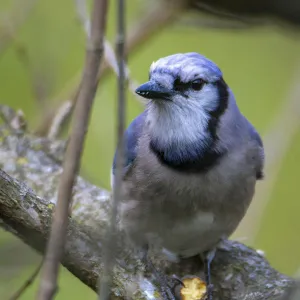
<box><xmin>0</xmin><ymin>121</ymin><xmax>298</xmax><ymax>299</ymax></box>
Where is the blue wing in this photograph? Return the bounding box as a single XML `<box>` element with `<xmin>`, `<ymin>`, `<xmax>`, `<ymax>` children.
<box><xmin>111</xmin><ymin>112</ymin><xmax>146</xmax><ymax>181</ymax></box>
<box><xmin>249</xmin><ymin>123</ymin><xmax>265</xmax><ymax>179</ymax></box>
<box><xmin>249</xmin><ymin>123</ymin><xmax>263</xmax><ymax>148</ymax></box>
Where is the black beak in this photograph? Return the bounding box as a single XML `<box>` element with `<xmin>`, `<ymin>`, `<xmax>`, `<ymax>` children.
<box><xmin>135</xmin><ymin>81</ymin><xmax>172</xmax><ymax>100</ymax></box>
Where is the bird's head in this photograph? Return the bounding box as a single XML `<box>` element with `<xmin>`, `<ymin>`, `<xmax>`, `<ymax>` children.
<box><xmin>135</xmin><ymin>52</ymin><xmax>228</xmax><ymax>118</ymax></box>
<box><xmin>135</xmin><ymin>53</ymin><xmax>231</xmax><ymax>148</ymax></box>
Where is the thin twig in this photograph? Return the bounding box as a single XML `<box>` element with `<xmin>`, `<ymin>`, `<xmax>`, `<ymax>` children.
<box><xmin>191</xmin><ymin>1</ymin><xmax>256</xmax><ymax>24</ymax></box>
<box><xmin>47</xmin><ymin>101</ymin><xmax>73</xmax><ymax>139</ymax></box>
<box><xmin>35</xmin><ymin>0</ymin><xmax>184</xmax><ymax>136</ymax></box>
<box><xmin>44</xmin><ymin>0</ymin><xmax>138</xmax><ymax>141</ymax></box>
<box><xmin>36</xmin><ymin>0</ymin><xmax>108</xmax><ymax>299</ymax></box>
<box><xmin>99</xmin><ymin>0</ymin><xmax>126</xmax><ymax>299</ymax></box>
<box><xmin>9</xmin><ymin>260</ymin><xmax>43</xmax><ymax>300</ymax></box>
<box><xmin>75</xmin><ymin>0</ymin><xmax>134</xmax><ymax>89</ymax></box>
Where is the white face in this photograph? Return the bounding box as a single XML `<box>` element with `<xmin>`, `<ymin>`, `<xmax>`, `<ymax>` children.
<box><xmin>146</xmin><ymin>54</ymin><xmax>224</xmax><ymax>147</ymax></box>
<box><xmin>147</xmin><ymin>85</ymin><xmax>219</xmax><ymax>148</ymax></box>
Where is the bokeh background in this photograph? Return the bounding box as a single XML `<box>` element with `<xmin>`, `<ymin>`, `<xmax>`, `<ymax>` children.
<box><xmin>1</xmin><ymin>0</ymin><xmax>300</xmax><ymax>298</ymax></box>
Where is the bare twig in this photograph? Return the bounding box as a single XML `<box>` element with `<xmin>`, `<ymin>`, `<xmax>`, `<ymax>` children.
<box><xmin>45</xmin><ymin>0</ymin><xmax>138</xmax><ymax>141</ymax></box>
<box><xmin>191</xmin><ymin>1</ymin><xmax>256</xmax><ymax>24</ymax></box>
<box><xmin>35</xmin><ymin>0</ymin><xmax>184</xmax><ymax>136</ymax></box>
<box><xmin>9</xmin><ymin>260</ymin><xmax>43</xmax><ymax>300</ymax></box>
<box><xmin>179</xmin><ymin>13</ymin><xmax>256</xmax><ymax>29</ymax></box>
<box><xmin>99</xmin><ymin>1</ymin><xmax>126</xmax><ymax>299</ymax></box>
<box><xmin>36</xmin><ymin>0</ymin><xmax>108</xmax><ymax>299</ymax></box>
<box><xmin>75</xmin><ymin>0</ymin><xmax>135</xmax><ymax>89</ymax></box>
<box><xmin>47</xmin><ymin>101</ymin><xmax>73</xmax><ymax>139</ymax></box>
<box><xmin>188</xmin><ymin>0</ymin><xmax>300</xmax><ymax>27</ymax></box>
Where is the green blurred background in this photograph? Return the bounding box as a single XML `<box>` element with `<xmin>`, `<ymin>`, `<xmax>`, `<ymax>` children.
<box><xmin>1</xmin><ymin>0</ymin><xmax>300</xmax><ymax>298</ymax></box>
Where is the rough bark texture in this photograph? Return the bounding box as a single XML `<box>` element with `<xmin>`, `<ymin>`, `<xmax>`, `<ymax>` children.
<box><xmin>0</xmin><ymin>123</ymin><xmax>298</xmax><ymax>300</ymax></box>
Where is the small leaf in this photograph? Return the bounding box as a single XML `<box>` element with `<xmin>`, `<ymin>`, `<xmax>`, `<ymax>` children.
<box><xmin>180</xmin><ymin>277</ymin><xmax>206</xmax><ymax>300</ymax></box>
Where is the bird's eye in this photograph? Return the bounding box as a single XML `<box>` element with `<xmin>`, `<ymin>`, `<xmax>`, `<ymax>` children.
<box><xmin>191</xmin><ymin>79</ymin><xmax>205</xmax><ymax>91</ymax></box>
<box><xmin>174</xmin><ymin>78</ymin><xmax>187</xmax><ymax>92</ymax></box>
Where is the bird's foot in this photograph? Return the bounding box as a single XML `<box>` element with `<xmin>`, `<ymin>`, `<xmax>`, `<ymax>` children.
<box><xmin>159</xmin><ymin>275</ymin><xmax>184</xmax><ymax>300</ymax></box>
<box><xmin>205</xmin><ymin>283</ymin><xmax>214</xmax><ymax>300</ymax></box>
<box><xmin>200</xmin><ymin>248</ymin><xmax>216</xmax><ymax>300</ymax></box>
<box><xmin>145</xmin><ymin>257</ymin><xmax>184</xmax><ymax>300</ymax></box>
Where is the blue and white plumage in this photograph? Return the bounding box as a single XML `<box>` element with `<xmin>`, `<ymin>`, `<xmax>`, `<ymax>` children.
<box><xmin>111</xmin><ymin>52</ymin><xmax>264</xmax><ymax>260</ymax></box>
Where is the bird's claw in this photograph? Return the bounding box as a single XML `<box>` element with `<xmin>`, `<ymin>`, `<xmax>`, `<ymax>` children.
<box><xmin>159</xmin><ymin>274</ymin><xmax>184</xmax><ymax>300</ymax></box>
<box><xmin>205</xmin><ymin>283</ymin><xmax>214</xmax><ymax>300</ymax></box>
<box><xmin>144</xmin><ymin>257</ymin><xmax>183</xmax><ymax>300</ymax></box>
<box><xmin>170</xmin><ymin>274</ymin><xmax>185</xmax><ymax>288</ymax></box>
<box><xmin>202</xmin><ymin>248</ymin><xmax>216</xmax><ymax>300</ymax></box>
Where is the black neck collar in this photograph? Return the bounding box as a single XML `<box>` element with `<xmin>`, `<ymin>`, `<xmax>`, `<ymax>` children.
<box><xmin>149</xmin><ymin>78</ymin><xmax>229</xmax><ymax>173</ymax></box>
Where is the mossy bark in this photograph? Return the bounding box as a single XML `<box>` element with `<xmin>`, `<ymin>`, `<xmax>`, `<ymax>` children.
<box><xmin>0</xmin><ymin>121</ymin><xmax>298</xmax><ymax>299</ymax></box>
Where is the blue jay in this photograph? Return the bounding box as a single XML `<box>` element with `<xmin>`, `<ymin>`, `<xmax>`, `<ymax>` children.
<box><xmin>112</xmin><ymin>52</ymin><xmax>264</xmax><ymax>299</ymax></box>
